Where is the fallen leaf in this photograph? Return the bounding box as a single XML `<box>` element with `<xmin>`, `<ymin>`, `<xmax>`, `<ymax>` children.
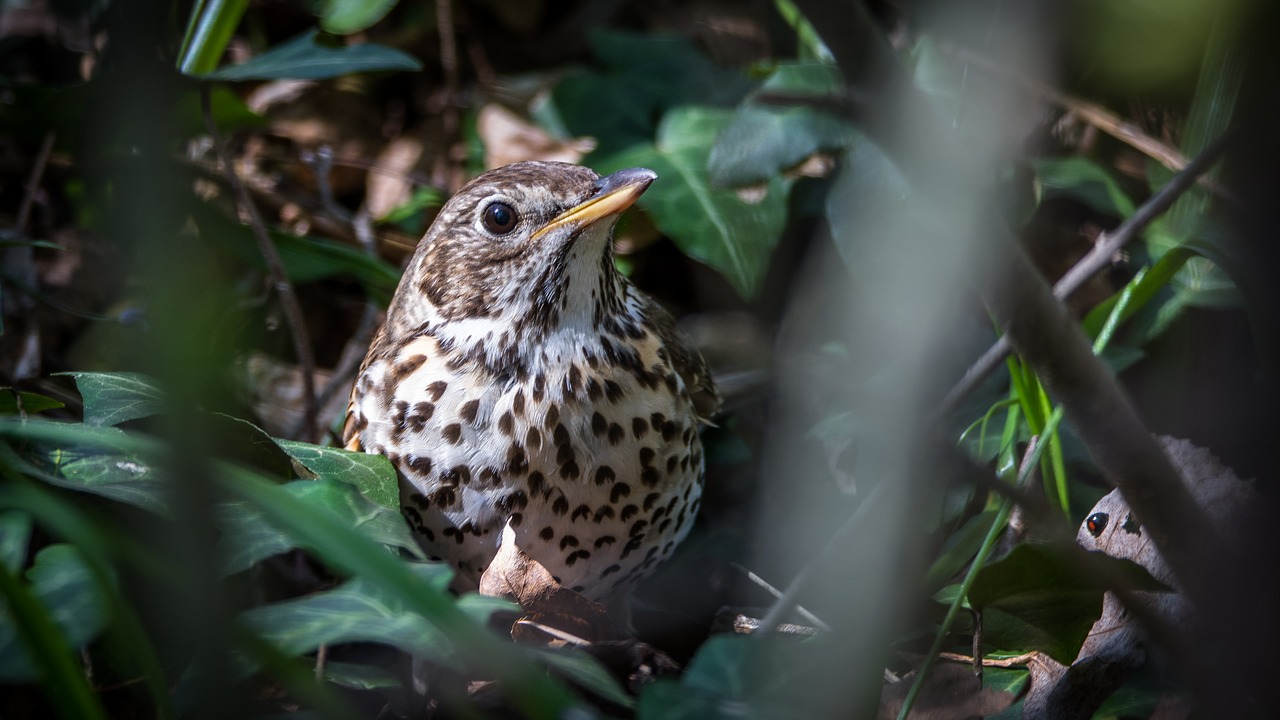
<box><xmin>477</xmin><ymin>104</ymin><xmax>596</xmax><ymax>170</ymax></box>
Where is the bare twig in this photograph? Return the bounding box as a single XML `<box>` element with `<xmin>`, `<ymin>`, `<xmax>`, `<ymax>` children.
<box><xmin>730</xmin><ymin>563</ymin><xmax>833</xmax><ymax>631</ymax></box>
<box><xmin>285</xmin><ymin>207</ymin><xmax>382</xmax><ymax>441</ymax></box>
<box><xmin>754</xmin><ymin>482</ymin><xmax>887</xmax><ymax>637</ymax></box>
<box><xmin>435</xmin><ymin>0</ymin><xmax>460</xmax><ymax>136</ymax></box>
<box><xmin>17</xmin><ymin>131</ymin><xmax>55</xmax><ymax>231</ymax></box>
<box><xmin>201</xmin><ymin>86</ymin><xmax>319</xmax><ymax>442</ymax></box>
<box><xmin>937</xmin><ymin>131</ymin><xmax>1232</xmax><ymax>418</ymax></box>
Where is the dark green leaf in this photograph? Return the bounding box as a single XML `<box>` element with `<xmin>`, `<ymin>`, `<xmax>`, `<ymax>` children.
<box><xmin>968</xmin><ymin>543</ymin><xmax>1167</xmax><ymax>663</ymax></box>
<box><xmin>637</xmin><ymin>635</ymin><xmax>802</xmax><ymax>720</ymax></box>
<box><xmin>531</xmin><ymin>646</ymin><xmax>633</xmax><ymax>708</ymax></box>
<box><xmin>925</xmin><ymin>509</ymin><xmax>1001</xmax><ymax>589</ymax></box>
<box><xmin>0</xmin><ymin>510</ymin><xmax>33</xmax><ymax>572</ymax></box>
<box><xmin>0</xmin><ymin>390</ymin><xmax>64</xmax><ymax>416</ymax></box>
<box><xmin>598</xmin><ymin>107</ymin><xmax>788</xmax><ymax>298</ymax></box>
<box><xmin>322</xmin><ymin>660</ymin><xmax>401</xmax><ymax>690</ymax></box>
<box><xmin>203</xmin><ymin>29</ymin><xmax>421</xmax><ymax>81</ymax></box>
<box><xmin>215</xmin><ymin>477</ymin><xmax>423</xmax><ymax>576</ymax></box>
<box><xmin>1031</xmin><ymin>157</ymin><xmax>1136</xmax><ymax>219</ymax></box>
<box><xmin>0</xmin><ymin>545</ymin><xmax>109</xmax><ymax>684</ymax></box>
<box><xmin>172</xmin><ymin>85</ymin><xmax>264</xmax><ymax>136</ymax></box>
<box><xmin>62</xmin><ymin>372</ymin><xmax>164</xmax><ymax>427</ymax></box>
<box><xmin>550</xmin><ymin>31</ymin><xmax>753</xmax><ymax>159</ymax></box>
<box><xmin>240</xmin><ymin>568</ymin><xmax>463</xmax><ymax>664</ymax></box>
<box><xmin>825</xmin><ymin>133</ymin><xmax>912</xmax><ymax>273</ymax></box>
<box><xmin>320</xmin><ymin>0</ymin><xmax>400</xmax><ymax>34</ymax></box>
<box><xmin>708</xmin><ymin>63</ymin><xmax>850</xmax><ymax>187</ymax></box>
<box><xmin>275</xmin><ymin>439</ymin><xmax>399</xmax><ymax>509</ymax></box>
<box><xmin>216</xmin><ymin>466</ymin><xmax>576</xmax><ymax>715</ymax></box>
<box><xmin>0</xmin><ymin>561</ymin><xmax>107</xmax><ymax>719</ymax></box>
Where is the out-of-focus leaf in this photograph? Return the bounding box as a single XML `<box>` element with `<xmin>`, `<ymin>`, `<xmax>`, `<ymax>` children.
<box><xmin>708</xmin><ymin>63</ymin><xmax>849</xmax><ymax>187</ymax></box>
<box><xmin>637</xmin><ymin>634</ymin><xmax>802</xmax><ymax>720</ymax></box>
<box><xmin>319</xmin><ymin>0</ymin><xmax>399</xmax><ymax>34</ymax></box>
<box><xmin>0</xmin><ymin>560</ymin><xmax>107</xmax><ymax>719</ymax></box>
<box><xmin>215</xmin><ymin>477</ymin><xmax>422</xmax><ymax>576</ymax></box>
<box><xmin>925</xmin><ymin>509</ymin><xmax>1001</xmax><ymax>589</ymax></box>
<box><xmin>198</xmin><ymin>202</ymin><xmax>400</xmax><ymax>305</ymax></box>
<box><xmin>0</xmin><ymin>545</ymin><xmax>109</xmax><ymax>683</ymax></box>
<box><xmin>0</xmin><ymin>511</ymin><xmax>33</xmax><ymax>573</ymax></box>
<box><xmin>178</xmin><ymin>0</ymin><xmax>250</xmax><ymax>75</ymax></box>
<box><xmin>550</xmin><ymin>31</ymin><xmax>753</xmax><ymax>159</ymax></box>
<box><xmin>323</xmin><ymin>660</ymin><xmax>401</xmax><ymax>690</ymax></box>
<box><xmin>63</xmin><ymin>372</ymin><xmax>164</xmax><ymax>427</ymax></box>
<box><xmin>1031</xmin><ymin>157</ymin><xmax>1136</xmax><ymax>219</ymax></box>
<box><xmin>172</xmin><ymin>85</ymin><xmax>264</xmax><ymax>135</ymax></box>
<box><xmin>203</xmin><ymin>29</ymin><xmax>421</xmax><ymax>81</ymax></box>
<box><xmin>773</xmin><ymin>0</ymin><xmax>834</xmax><ymax>62</ymax></box>
<box><xmin>825</xmin><ymin>132</ymin><xmax>912</xmax><ymax>274</ymax></box>
<box><xmin>274</xmin><ymin>439</ymin><xmax>399</xmax><ymax>510</ymax></box>
<box><xmin>531</xmin><ymin>646</ymin><xmax>634</xmax><ymax>709</ymax></box>
<box><xmin>598</xmin><ymin>107</ymin><xmax>788</xmax><ymax>298</ymax></box>
<box><xmin>0</xmin><ymin>420</ymin><xmax>169</xmax><ymax>515</ymax></box>
<box><xmin>0</xmin><ymin>390</ymin><xmax>64</xmax><ymax>416</ymax></box>
<box><xmin>380</xmin><ymin>185</ymin><xmax>445</xmax><ymax>224</ymax></box>
<box><xmin>240</xmin><ymin>567</ymin><xmax>459</xmax><ymax>663</ymax></box>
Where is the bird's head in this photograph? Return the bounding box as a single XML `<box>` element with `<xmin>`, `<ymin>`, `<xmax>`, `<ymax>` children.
<box><xmin>387</xmin><ymin>162</ymin><xmax>656</xmax><ymax>365</ymax></box>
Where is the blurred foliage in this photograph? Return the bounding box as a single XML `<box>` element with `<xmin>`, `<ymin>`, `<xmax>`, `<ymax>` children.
<box><xmin>0</xmin><ymin>0</ymin><xmax>1261</xmax><ymax>717</ymax></box>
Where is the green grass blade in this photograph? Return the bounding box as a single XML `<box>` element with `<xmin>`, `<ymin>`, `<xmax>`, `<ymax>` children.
<box><xmin>178</xmin><ymin>0</ymin><xmax>250</xmax><ymax>75</ymax></box>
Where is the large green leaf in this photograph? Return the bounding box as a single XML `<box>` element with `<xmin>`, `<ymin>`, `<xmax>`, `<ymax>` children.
<box><xmin>203</xmin><ymin>29</ymin><xmax>421</xmax><ymax>81</ymax></box>
<box><xmin>637</xmin><ymin>635</ymin><xmax>804</xmax><ymax>720</ymax></box>
<box><xmin>708</xmin><ymin>62</ymin><xmax>850</xmax><ymax>187</ymax></box>
<box><xmin>319</xmin><ymin>0</ymin><xmax>400</xmax><ymax>34</ymax></box>
<box><xmin>275</xmin><ymin>439</ymin><xmax>399</xmax><ymax>510</ymax></box>
<box><xmin>599</xmin><ymin>107</ymin><xmax>789</xmax><ymax>298</ymax></box>
<box><xmin>215</xmin><ymin>477</ymin><xmax>423</xmax><ymax>576</ymax></box>
<box><xmin>549</xmin><ymin>31</ymin><xmax>753</xmax><ymax>159</ymax></box>
<box><xmin>63</xmin><ymin>372</ymin><xmax>164</xmax><ymax>427</ymax></box>
<box><xmin>824</xmin><ymin>132</ymin><xmax>912</xmax><ymax>273</ymax></box>
<box><xmin>0</xmin><ymin>545</ymin><xmax>109</xmax><ymax>682</ymax></box>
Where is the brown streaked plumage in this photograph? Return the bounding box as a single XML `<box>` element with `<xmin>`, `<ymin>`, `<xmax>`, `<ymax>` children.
<box><xmin>344</xmin><ymin>161</ymin><xmax>718</xmax><ymax>600</ymax></box>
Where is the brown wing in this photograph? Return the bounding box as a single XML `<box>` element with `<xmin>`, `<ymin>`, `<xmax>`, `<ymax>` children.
<box><xmin>645</xmin><ymin>297</ymin><xmax>720</xmax><ymax>422</ymax></box>
<box><xmin>341</xmin><ymin>324</ymin><xmax>387</xmax><ymax>452</ymax></box>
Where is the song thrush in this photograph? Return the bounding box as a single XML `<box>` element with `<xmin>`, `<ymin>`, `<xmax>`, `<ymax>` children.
<box><xmin>344</xmin><ymin>161</ymin><xmax>718</xmax><ymax>600</ymax></box>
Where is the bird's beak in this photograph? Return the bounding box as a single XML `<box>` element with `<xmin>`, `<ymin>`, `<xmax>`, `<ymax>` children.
<box><xmin>532</xmin><ymin>167</ymin><xmax>657</xmax><ymax>241</ymax></box>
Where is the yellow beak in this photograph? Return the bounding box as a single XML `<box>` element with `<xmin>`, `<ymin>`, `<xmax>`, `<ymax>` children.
<box><xmin>532</xmin><ymin>167</ymin><xmax>657</xmax><ymax>241</ymax></box>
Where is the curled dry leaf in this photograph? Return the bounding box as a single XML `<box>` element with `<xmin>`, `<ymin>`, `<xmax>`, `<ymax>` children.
<box><xmin>477</xmin><ymin>104</ymin><xmax>596</xmax><ymax>170</ymax></box>
<box><xmin>1023</xmin><ymin>436</ymin><xmax>1254</xmax><ymax>720</ymax></box>
<box><xmin>479</xmin><ymin>521</ymin><xmax>623</xmax><ymax>643</ymax></box>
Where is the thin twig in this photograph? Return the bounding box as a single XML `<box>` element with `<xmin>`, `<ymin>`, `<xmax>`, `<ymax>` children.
<box><xmin>285</xmin><ymin>207</ymin><xmax>382</xmax><ymax>441</ymax></box>
<box><xmin>730</xmin><ymin>563</ymin><xmax>833</xmax><ymax>631</ymax></box>
<box><xmin>436</xmin><ymin>0</ymin><xmax>460</xmax><ymax>136</ymax></box>
<box><xmin>755</xmin><ymin>482</ymin><xmax>887</xmax><ymax>637</ymax></box>
<box><xmin>17</xmin><ymin>132</ymin><xmax>56</xmax><ymax>231</ymax></box>
<box><xmin>937</xmin><ymin>650</ymin><xmax>1039</xmax><ymax>669</ymax></box>
<box><xmin>937</xmin><ymin>131</ymin><xmax>1233</xmax><ymax>417</ymax></box>
<box><xmin>201</xmin><ymin>86</ymin><xmax>319</xmax><ymax>442</ymax></box>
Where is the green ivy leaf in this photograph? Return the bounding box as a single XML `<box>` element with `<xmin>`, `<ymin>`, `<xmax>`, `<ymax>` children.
<box><xmin>708</xmin><ymin>62</ymin><xmax>849</xmax><ymax>187</ymax></box>
<box><xmin>1030</xmin><ymin>157</ymin><xmax>1136</xmax><ymax>219</ymax></box>
<box><xmin>275</xmin><ymin>439</ymin><xmax>399</xmax><ymax>510</ymax></box>
<box><xmin>203</xmin><ymin>29</ymin><xmax>421</xmax><ymax>81</ymax></box>
<box><xmin>0</xmin><ymin>545</ymin><xmax>109</xmax><ymax>682</ymax></box>
<box><xmin>599</xmin><ymin>107</ymin><xmax>789</xmax><ymax>298</ymax></box>
<box><xmin>215</xmin><ymin>477</ymin><xmax>422</xmax><ymax>576</ymax></box>
<box><xmin>62</xmin><ymin>372</ymin><xmax>164</xmax><ymax>427</ymax></box>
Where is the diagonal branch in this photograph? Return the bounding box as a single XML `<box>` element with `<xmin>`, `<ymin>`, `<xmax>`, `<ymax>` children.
<box><xmin>938</xmin><ymin>131</ymin><xmax>1232</xmax><ymax>418</ymax></box>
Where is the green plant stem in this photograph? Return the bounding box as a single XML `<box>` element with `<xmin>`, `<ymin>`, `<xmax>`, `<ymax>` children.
<box><xmin>178</xmin><ymin>0</ymin><xmax>250</xmax><ymax>75</ymax></box>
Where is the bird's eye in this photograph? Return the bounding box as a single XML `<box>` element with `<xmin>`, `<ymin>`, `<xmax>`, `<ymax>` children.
<box><xmin>482</xmin><ymin>202</ymin><xmax>518</xmax><ymax>235</ymax></box>
<box><xmin>1085</xmin><ymin>512</ymin><xmax>1109</xmax><ymax>538</ymax></box>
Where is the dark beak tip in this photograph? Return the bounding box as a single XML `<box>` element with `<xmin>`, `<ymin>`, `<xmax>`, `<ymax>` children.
<box><xmin>594</xmin><ymin>167</ymin><xmax>658</xmax><ymax>195</ymax></box>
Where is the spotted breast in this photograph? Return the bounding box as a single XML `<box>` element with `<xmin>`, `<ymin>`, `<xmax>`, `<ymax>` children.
<box><xmin>344</xmin><ymin>161</ymin><xmax>718</xmax><ymax>600</ymax></box>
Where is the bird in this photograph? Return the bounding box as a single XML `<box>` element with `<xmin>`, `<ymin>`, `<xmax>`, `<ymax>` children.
<box><xmin>343</xmin><ymin>161</ymin><xmax>718</xmax><ymax>602</ymax></box>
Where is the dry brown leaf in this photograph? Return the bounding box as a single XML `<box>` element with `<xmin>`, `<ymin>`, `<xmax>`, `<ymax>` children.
<box><xmin>366</xmin><ymin>136</ymin><xmax>426</xmax><ymax>220</ymax></box>
<box><xmin>477</xmin><ymin>104</ymin><xmax>596</xmax><ymax>170</ymax></box>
